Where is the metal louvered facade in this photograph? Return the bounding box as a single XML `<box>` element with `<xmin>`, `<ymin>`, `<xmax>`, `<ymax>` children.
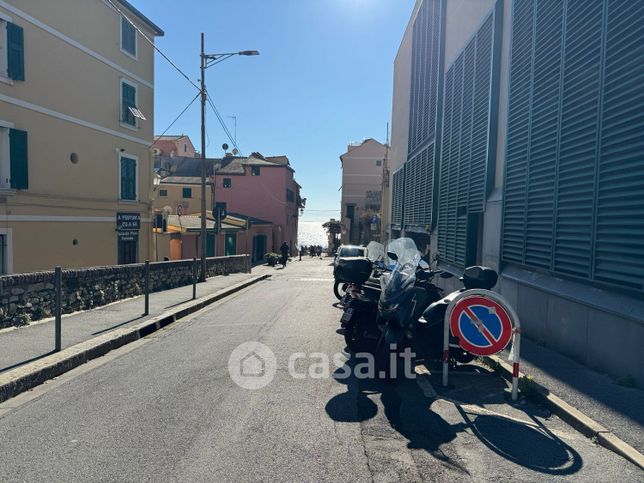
<box><xmin>502</xmin><ymin>0</ymin><xmax>644</xmax><ymax>293</ymax></box>
<box><xmin>437</xmin><ymin>6</ymin><xmax>501</xmax><ymax>267</ymax></box>
<box><xmin>394</xmin><ymin>0</ymin><xmax>444</xmax><ymax>231</ymax></box>
<box><xmin>391</xmin><ymin>167</ymin><xmax>405</xmax><ymax>225</ymax></box>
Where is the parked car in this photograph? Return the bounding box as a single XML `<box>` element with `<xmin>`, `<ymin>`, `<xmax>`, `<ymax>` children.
<box><xmin>333</xmin><ymin>245</ymin><xmax>366</xmax><ymax>269</ymax></box>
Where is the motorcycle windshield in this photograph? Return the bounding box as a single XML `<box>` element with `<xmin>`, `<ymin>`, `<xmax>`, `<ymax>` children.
<box><xmin>365</xmin><ymin>241</ymin><xmax>385</xmax><ymax>263</ymax></box>
<box><xmin>379</xmin><ymin>238</ymin><xmax>421</xmax><ymax>305</ymax></box>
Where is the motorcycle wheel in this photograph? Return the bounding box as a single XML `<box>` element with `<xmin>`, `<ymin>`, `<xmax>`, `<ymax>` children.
<box><xmin>374</xmin><ymin>332</ymin><xmax>403</xmax><ymax>381</ymax></box>
<box><xmin>453</xmin><ymin>350</ymin><xmax>476</xmax><ymax>364</ymax></box>
<box><xmin>333</xmin><ymin>281</ymin><xmax>349</xmax><ymax>300</ymax></box>
<box><xmin>344</xmin><ymin>316</ymin><xmax>379</xmax><ymax>354</ymax></box>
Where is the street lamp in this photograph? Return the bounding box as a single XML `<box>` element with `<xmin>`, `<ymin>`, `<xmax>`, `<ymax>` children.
<box><xmin>199</xmin><ymin>33</ymin><xmax>259</xmax><ymax>281</ymax></box>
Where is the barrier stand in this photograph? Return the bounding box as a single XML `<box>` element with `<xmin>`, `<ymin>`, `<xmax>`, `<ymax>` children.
<box><xmin>143</xmin><ymin>260</ymin><xmax>150</xmax><ymax>316</ymax></box>
<box><xmin>442</xmin><ymin>289</ymin><xmax>521</xmax><ymax>402</ymax></box>
<box><xmin>54</xmin><ymin>266</ymin><xmax>62</xmax><ymax>352</ymax></box>
<box><xmin>192</xmin><ymin>257</ymin><xmax>197</xmax><ymax>300</ymax></box>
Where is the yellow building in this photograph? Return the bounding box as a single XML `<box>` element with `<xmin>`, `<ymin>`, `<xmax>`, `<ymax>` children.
<box><xmin>0</xmin><ymin>0</ymin><xmax>163</xmax><ymax>273</ymax></box>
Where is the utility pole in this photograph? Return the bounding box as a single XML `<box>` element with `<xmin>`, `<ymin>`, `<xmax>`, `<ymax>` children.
<box><xmin>199</xmin><ymin>32</ymin><xmax>208</xmax><ymax>282</ymax></box>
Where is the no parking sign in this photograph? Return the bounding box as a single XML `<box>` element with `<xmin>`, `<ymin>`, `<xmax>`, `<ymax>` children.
<box><xmin>443</xmin><ymin>289</ymin><xmax>522</xmax><ymax>401</ymax></box>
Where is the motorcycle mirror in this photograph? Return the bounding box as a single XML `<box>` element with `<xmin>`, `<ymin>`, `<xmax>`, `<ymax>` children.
<box><xmin>387</xmin><ymin>251</ymin><xmax>398</xmax><ymax>261</ymax></box>
<box><xmin>439</xmin><ymin>271</ymin><xmax>453</xmax><ymax>279</ymax></box>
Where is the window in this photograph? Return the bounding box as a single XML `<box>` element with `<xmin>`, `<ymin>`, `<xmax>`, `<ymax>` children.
<box><xmin>118</xmin><ymin>239</ymin><xmax>138</xmax><ymax>264</ymax></box>
<box><xmin>376</xmin><ymin>160</ymin><xmax>382</xmax><ymax>167</ymax></box>
<box><xmin>159</xmin><ymin>189</ymin><xmax>167</xmax><ymax>197</ymax></box>
<box><xmin>0</xmin><ymin>16</ymin><xmax>24</xmax><ymax>81</ymax></box>
<box><xmin>251</xmin><ymin>166</ymin><xmax>260</xmax><ymax>176</ymax></box>
<box><xmin>121</xmin><ymin>80</ymin><xmax>138</xmax><ymax>127</ymax></box>
<box><xmin>223</xmin><ymin>178</ymin><xmax>232</xmax><ymax>188</ymax></box>
<box><xmin>286</xmin><ymin>189</ymin><xmax>295</xmax><ymax>202</ymax></box>
<box><xmin>0</xmin><ymin>122</ymin><xmax>28</xmax><ymax>190</ymax></box>
<box><xmin>120</xmin><ymin>17</ymin><xmax>136</xmax><ymax>58</ymax></box>
<box><xmin>119</xmin><ymin>155</ymin><xmax>137</xmax><ymax>200</ymax></box>
<box><xmin>182</xmin><ymin>187</ymin><xmax>192</xmax><ymax>198</ymax></box>
<box><xmin>183</xmin><ymin>144</ymin><xmax>187</xmax><ymax>153</ymax></box>
<box><xmin>0</xmin><ymin>229</ymin><xmax>12</xmax><ymax>274</ymax></box>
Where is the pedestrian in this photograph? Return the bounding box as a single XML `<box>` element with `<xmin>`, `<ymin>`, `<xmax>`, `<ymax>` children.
<box><xmin>299</xmin><ymin>245</ymin><xmax>303</xmax><ymax>261</ymax></box>
<box><xmin>280</xmin><ymin>241</ymin><xmax>289</xmax><ymax>267</ymax></box>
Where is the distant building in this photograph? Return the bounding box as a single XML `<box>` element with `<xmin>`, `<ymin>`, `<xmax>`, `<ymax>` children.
<box><xmin>153</xmin><ymin>152</ymin><xmax>304</xmax><ymax>263</ymax></box>
<box><xmin>0</xmin><ymin>0</ymin><xmax>163</xmax><ymax>272</ymax></box>
<box><xmin>152</xmin><ymin>134</ymin><xmax>196</xmax><ymax>161</ymax></box>
<box><xmin>339</xmin><ymin>139</ymin><xmax>387</xmax><ymax>245</ymax></box>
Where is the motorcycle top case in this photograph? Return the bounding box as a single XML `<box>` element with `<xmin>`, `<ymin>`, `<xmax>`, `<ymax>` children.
<box><xmin>335</xmin><ymin>257</ymin><xmax>373</xmax><ymax>284</ymax></box>
<box><xmin>461</xmin><ymin>266</ymin><xmax>498</xmax><ymax>290</ymax></box>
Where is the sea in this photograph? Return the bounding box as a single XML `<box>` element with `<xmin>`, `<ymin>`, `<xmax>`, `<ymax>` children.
<box><xmin>298</xmin><ymin>221</ymin><xmax>329</xmax><ymax>248</ymax></box>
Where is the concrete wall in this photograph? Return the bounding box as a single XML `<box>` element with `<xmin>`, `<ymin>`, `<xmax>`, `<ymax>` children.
<box><xmin>383</xmin><ymin>0</ymin><xmax>421</xmax><ymax>239</ymax></box>
<box><xmin>0</xmin><ymin>255</ymin><xmax>250</xmax><ymax>329</ymax></box>
<box><xmin>0</xmin><ymin>0</ymin><xmax>160</xmax><ymax>273</ymax></box>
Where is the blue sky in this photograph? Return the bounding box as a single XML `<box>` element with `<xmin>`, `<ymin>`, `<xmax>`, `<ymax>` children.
<box><xmin>136</xmin><ymin>0</ymin><xmax>415</xmax><ymax>222</ymax></box>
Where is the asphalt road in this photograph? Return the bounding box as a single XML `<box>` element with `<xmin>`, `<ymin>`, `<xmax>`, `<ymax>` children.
<box><xmin>0</xmin><ymin>258</ymin><xmax>640</xmax><ymax>481</ymax></box>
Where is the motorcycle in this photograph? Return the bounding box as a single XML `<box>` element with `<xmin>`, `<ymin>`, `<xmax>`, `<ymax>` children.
<box><xmin>373</xmin><ymin>238</ymin><xmax>445</xmax><ymax>377</ymax></box>
<box><xmin>340</xmin><ymin>243</ymin><xmax>386</xmax><ymax>353</ymax></box>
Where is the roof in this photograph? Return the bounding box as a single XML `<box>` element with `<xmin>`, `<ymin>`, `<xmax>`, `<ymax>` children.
<box><xmin>166</xmin><ymin>215</ymin><xmax>214</xmax><ymax>232</ymax></box>
<box><xmin>117</xmin><ymin>0</ymin><xmax>164</xmax><ymax>36</ymax></box>
<box><xmin>155</xmin><ymin>135</ymin><xmax>190</xmax><ymax>141</ymax></box>
<box><xmin>160</xmin><ymin>176</ymin><xmax>209</xmax><ymax>185</ymax></box>
<box><xmin>226</xmin><ymin>212</ymin><xmax>272</xmax><ymax>226</ymax></box>
<box><xmin>157</xmin><ymin>156</ymin><xmax>218</xmax><ymax>177</ymax></box>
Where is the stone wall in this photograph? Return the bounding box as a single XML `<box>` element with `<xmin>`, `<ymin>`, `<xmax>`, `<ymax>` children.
<box><xmin>0</xmin><ymin>255</ymin><xmax>251</xmax><ymax>329</ymax></box>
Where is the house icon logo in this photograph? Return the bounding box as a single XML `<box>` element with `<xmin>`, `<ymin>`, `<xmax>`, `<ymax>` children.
<box><xmin>240</xmin><ymin>351</ymin><xmax>265</xmax><ymax>377</ymax></box>
<box><xmin>228</xmin><ymin>342</ymin><xmax>277</xmax><ymax>390</ymax></box>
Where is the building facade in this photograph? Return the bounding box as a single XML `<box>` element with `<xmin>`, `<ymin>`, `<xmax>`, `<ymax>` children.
<box><xmin>339</xmin><ymin>139</ymin><xmax>388</xmax><ymax>245</ymax></box>
<box><xmin>152</xmin><ymin>134</ymin><xmax>196</xmax><ymax>159</ymax></box>
<box><xmin>389</xmin><ymin>0</ymin><xmax>644</xmax><ymax>385</ymax></box>
<box><xmin>0</xmin><ymin>0</ymin><xmax>162</xmax><ymax>273</ymax></box>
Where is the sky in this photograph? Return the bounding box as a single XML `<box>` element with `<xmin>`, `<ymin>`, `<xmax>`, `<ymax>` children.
<box><xmin>135</xmin><ymin>0</ymin><xmax>416</xmax><ymax>222</ymax></box>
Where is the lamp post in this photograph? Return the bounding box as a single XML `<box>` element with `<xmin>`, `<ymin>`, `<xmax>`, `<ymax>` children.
<box><xmin>199</xmin><ymin>32</ymin><xmax>259</xmax><ymax>281</ymax></box>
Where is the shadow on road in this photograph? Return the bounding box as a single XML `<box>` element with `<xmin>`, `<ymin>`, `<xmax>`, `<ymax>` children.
<box><xmin>92</xmin><ymin>315</ymin><xmax>145</xmax><ymax>335</ymax></box>
<box><xmin>0</xmin><ymin>350</ymin><xmax>56</xmax><ymax>373</ymax></box>
<box><xmin>325</xmin><ymin>356</ymin><xmax>583</xmax><ymax>476</ymax></box>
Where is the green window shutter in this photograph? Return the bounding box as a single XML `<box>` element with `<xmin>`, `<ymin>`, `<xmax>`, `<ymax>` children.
<box><xmin>7</xmin><ymin>22</ymin><xmax>25</xmax><ymax>81</ymax></box>
<box><xmin>120</xmin><ymin>157</ymin><xmax>136</xmax><ymax>200</ymax></box>
<box><xmin>122</xmin><ymin>83</ymin><xmax>136</xmax><ymax>125</ymax></box>
<box><xmin>9</xmin><ymin>129</ymin><xmax>28</xmax><ymax>190</ymax></box>
<box><xmin>121</xmin><ymin>17</ymin><xmax>136</xmax><ymax>56</ymax></box>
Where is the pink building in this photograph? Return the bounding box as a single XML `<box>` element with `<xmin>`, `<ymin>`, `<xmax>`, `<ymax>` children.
<box><xmin>214</xmin><ymin>153</ymin><xmax>304</xmax><ymax>260</ymax></box>
<box><xmin>152</xmin><ymin>134</ymin><xmax>197</xmax><ymax>161</ymax></box>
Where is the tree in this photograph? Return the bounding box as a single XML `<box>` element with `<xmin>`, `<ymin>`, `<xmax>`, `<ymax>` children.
<box><xmin>323</xmin><ymin>219</ymin><xmax>342</xmax><ymax>251</ymax></box>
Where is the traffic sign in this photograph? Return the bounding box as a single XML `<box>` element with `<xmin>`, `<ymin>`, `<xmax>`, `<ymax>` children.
<box><xmin>442</xmin><ymin>288</ymin><xmax>522</xmax><ymax>401</ymax></box>
<box><xmin>448</xmin><ymin>294</ymin><xmax>513</xmax><ymax>356</ymax></box>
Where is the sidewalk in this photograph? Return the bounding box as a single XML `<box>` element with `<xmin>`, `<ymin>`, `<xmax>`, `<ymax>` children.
<box><xmin>0</xmin><ymin>265</ymin><xmax>273</xmax><ymax>375</ymax></box>
<box><xmin>501</xmin><ymin>338</ymin><xmax>644</xmax><ymax>454</ymax></box>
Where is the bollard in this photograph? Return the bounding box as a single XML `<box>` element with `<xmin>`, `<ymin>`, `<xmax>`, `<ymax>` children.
<box><xmin>54</xmin><ymin>266</ymin><xmax>62</xmax><ymax>352</ymax></box>
<box><xmin>192</xmin><ymin>257</ymin><xmax>197</xmax><ymax>300</ymax></box>
<box><xmin>144</xmin><ymin>260</ymin><xmax>150</xmax><ymax>316</ymax></box>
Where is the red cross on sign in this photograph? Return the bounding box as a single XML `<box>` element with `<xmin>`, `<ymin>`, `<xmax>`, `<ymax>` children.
<box><xmin>449</xmin><ymin>295</ymin><xmax>513</xmax><ymax>356</ymax></box>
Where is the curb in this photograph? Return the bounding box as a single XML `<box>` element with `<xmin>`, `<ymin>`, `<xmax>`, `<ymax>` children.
<box><xmin>481</xmin><ymin>354</ymin><xmax>644</xmax><ymax>471</ymax></box>
<box><xmin>0</xmin><ymin>273</ymin><xmax>270</xmax><ymax>405</ymax></box>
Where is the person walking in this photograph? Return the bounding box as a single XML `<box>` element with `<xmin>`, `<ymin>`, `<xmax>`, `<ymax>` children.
<box><xmin>280</xmin><ymin>241</ymin><xmax>289</xmax><ymax>267</ymax></box>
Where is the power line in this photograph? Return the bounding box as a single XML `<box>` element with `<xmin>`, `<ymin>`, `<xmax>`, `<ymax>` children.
<box><xmin>206</xmin><ymin>93</ymin><xmax>242</xmax><ymax>156</ymax></box>
<box><xmin>104</xmin><ymin>0</ymin><xmax>200</xmax><ymax>92</ymax></box>
<box><xmin>150</xmin><ymin>92</ymin><xmax>201</xmax><ymax>148</ymax></box>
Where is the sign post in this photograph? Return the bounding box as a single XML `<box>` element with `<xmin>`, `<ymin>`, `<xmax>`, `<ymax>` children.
<box><xmin>443</xmin><ymin>289</ymin><xmax>521</xmax><ymax>401</ymax></box>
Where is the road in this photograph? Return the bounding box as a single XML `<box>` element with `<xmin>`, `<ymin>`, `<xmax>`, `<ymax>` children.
<box><xmin>0</xmin><ymin>258</ymin><xmax>640</xmax><ymax>481</ymax></box>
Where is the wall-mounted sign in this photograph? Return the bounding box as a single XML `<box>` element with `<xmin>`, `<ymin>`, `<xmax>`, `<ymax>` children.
<box><xmin>117</xmin><ymin>212</ymin><xmax>140</xmax><ymax>231</ymax></box>
<box><xmin>118</xmin><ymin>230</ymin><xmax>139</xmax><ymax>242</ymax></box>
